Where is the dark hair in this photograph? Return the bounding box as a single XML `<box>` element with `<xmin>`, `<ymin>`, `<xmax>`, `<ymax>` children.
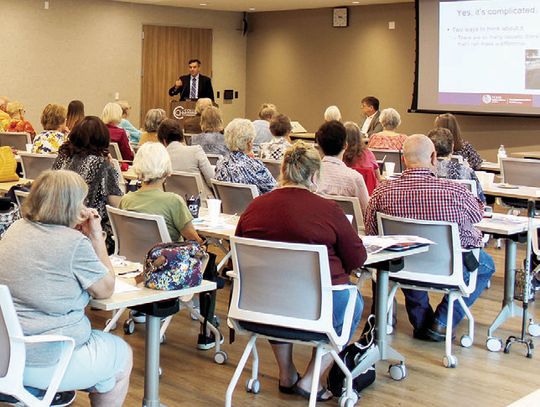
<box><xmin>316</xmin><ymin>120</ymin><xmax>347</xmax><ymax>156</ymax></box>
<box><xmin>361</xmin><ymin>96</ymin><xmax>380</xmax><ymax>111</ymax></box>
<box><xmin>58</xmin><ymin>116</ymin><xmax>109</xmax><ymax>158</ymax></box>
<box><xmin>343</xmin><ymin>121</ymin><xmax>366</xmax><ymax>166</ymax></box>
<box><xmin>188</xmin><ymin>59</ymin><xmax>201</xmax><ymax>65</ymax></box>
<box><xmin>157</xmin><ymin>119</ymin><xmax>184</xmax><ymax>144</ymax></box>
<box><xmin>434</xmin><ymin>113</ymin><xmax>463</xmax><ymax>151</ymax></box>
<box><xmin>427</xmin><ymin>127</ymin><xmax>454</xmax><ymax>157</ymax></box>
<box><xmin>269</xmin><ymin>114</ymin><xmax>292</xmax><ymax>138</ymax></box>
<box><xmin>66</xmin><ymin>100</ymin><xmax>85</xmax><ymax>130</ymax></box>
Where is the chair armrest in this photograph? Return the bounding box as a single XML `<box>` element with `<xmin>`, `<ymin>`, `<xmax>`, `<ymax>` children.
<box><xmin>17</xmin><ymin>334</ymin><xmax>75</xmax><ymax>346</ymax></box>
<box><xmin>226</xmin><ymin>270</ymin><xmax>237</xmax><ymax>278</ymax></box>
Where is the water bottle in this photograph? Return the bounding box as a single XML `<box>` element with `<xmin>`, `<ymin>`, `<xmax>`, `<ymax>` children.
<box><xmin>497</xmin><ymin>144</ymin><xmax>507</xmax><ymax>167</ymax></box>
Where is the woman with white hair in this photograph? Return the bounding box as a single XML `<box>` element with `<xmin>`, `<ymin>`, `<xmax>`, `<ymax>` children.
<box><xmin>324</xmin><ymin>105</ymin><xmax>342</xmax><ymax>122</ymax></box>
<box><xmin>101</xmin><ymin>102</ymin><xmax>134</xmax><ymax>161</ymax></box>
<box><xmin>367</xmin><ymin>107</ymin><xmax>407</xmax><ymax>150</ymax></box>
<box><xmin>139</xmin><ymin>108</ymin><xmax>167</xmax><ymax>146</ymax></box>
<box><xmin>214</xmin><ymin>118</ymin><xmax>276</xmax><ymax>194</ymax></box>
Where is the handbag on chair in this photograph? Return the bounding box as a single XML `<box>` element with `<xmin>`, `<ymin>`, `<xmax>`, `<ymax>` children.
<box><xmin>0</xmin><ymin>146</ymin><xmax>19</xmax><ymax>182</ymax></box>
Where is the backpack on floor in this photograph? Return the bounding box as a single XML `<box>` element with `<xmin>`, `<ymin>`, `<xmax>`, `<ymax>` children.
<box><xmin>327</xmin><ymin>314</ymin><xmax>377</xmax><ymax>397</ymax></box>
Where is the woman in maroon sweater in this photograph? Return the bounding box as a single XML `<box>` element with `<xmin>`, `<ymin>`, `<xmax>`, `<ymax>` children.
<box><xmin>101</xmin><ymin>102</ymin><xmax>134</xmax><ymax>161</ymax></box>
<box><xmin>235</xmin><ymin>141</ymin><xmax>366</xmax><ymax>402</ymax></box>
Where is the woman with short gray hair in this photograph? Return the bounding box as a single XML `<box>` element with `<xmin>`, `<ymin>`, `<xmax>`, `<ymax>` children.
<box><xmin>214</xmin><ymin>118</ymin><xmax>276</xmax><ymax>194</ymax></box>
<box><xmin>139</xmin><ymin>108</ymin><xmax>167</xmax><ymax>145</ymax></box>
<box><xmin>367</xmin><ymin>107</ymin><xmax>407</xmax><ymax>150</ymax></box>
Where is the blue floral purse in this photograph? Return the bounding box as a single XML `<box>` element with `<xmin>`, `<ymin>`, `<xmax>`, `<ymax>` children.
<box><xmin>143</xmin><ymin>241</ymin><xmax>205</xmax><ymax>290</ymax></box>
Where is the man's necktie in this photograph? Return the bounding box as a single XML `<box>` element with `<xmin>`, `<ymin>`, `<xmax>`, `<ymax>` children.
<box><xmin>190</xmin><ymin>77</ymin><xmax>197</xmax><ymax>99</ymax></box>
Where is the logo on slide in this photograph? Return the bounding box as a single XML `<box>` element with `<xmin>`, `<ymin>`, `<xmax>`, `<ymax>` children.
<box><xmin>481</xmin><ymin>95</ymin><xmax>492</xmax><ymax>104</ymax></box>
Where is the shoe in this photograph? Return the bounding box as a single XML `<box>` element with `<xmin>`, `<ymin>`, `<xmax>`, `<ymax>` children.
<box><xmin>426</xmin><ymin>321</ymin><xmax>456</xmax><ymax>342</ymax></box>
<box><xmin>190</xmin><ymin>306</ymin><xmax>200</xmax><ymax>321</ymax></box>
<box><xmin>51</xmin><ymin>391</ymin><xmax>76</xmax><ymax>406</ymax></box>
<box><xmin>278</xmin><ymin>372</ymin><xmax>301</xmax><ymax>394</ymax></box>
<box><xmin>292</xmin><ymin>384</ymin><xmax>333</xmax><ymax>402</ymax></box>
<box><xmin>131</xmin><ymin>311</ymin><xmax>146</xmax><ymax>324</ymax></box>
<box><xmin>412</xmin><ymin>328</ymin><xmax>430</xmax><ymax>341</ymax></box>
<box><xmin>197</xmin><ymin>332</ymin><xmax>224</xmax><ymax>350</ymax></box>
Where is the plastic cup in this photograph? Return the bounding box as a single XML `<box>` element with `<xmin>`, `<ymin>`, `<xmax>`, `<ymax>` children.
<box><xmin>384</xmin><ymin>162</ymin><xmax>395</xmax><ymax>177</ymax></box>
<box><xmin>207</xmin><ymin>199</ymin><xmax>222</xmax><ymax>223</ymax></box>
<box><xmin>25</xmin><ymin>144</ymin><xmax>32</xmax><ymax>153</ymax></box>
<box><xmin>186</xmin><ymin>196</ymin><xmax>201</xmax><ymax>218</ymax></box>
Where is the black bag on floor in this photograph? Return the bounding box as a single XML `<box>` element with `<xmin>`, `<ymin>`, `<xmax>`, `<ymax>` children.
<box><xmin>328</xmin><ymin>314</ymin><xmax>376</xmax><ymax>397</ymax></box>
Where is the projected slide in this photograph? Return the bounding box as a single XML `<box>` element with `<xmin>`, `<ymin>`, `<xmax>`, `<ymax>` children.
<box><xmin>438</xmin><ymin>0</ymin><xmax>540</xmax><ymax>109</ymax></box>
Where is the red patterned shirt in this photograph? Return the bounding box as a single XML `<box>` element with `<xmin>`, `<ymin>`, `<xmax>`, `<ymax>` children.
<box><xmin>364</xmin><ymin>167</ymin><xmax>484</xmax><ymax>248</ymax></box>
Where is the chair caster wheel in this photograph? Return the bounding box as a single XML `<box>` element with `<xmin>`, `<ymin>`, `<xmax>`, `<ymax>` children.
<box><xmin>388</xmin><ymin>362</ymin><xmax>407</xmax><ymax>380</ymax></box>
<box><xmin>105</xmin><ymin>318</ymin><xmax>117</xmax><ymax>331</ymax></box>
<box><xmin>160</xmin><ymin>334</ymin><xmax>166</xmax><ymax>344</ymax></box>
<box><xmin>245</xmin><ymin>378</ymin><xmax>260</xmax><ymax>394</ymax></box>
<box><xmin>214</xmin><ymin>350</ymin><xmax>228</xmax><ymax>365</ymax></box>
<box><xmin>460</xmin><ymin>334</ymin><xmax>473</xmax><ymax>348</ymax></box>
<box><xmin>443</xmin><ymin>355</ymin><xmax>457</xmax><ymax>368</ymax></box>
<box><xmin>486</xmin><ymin>337</ymin><xmax>503</xmax><ymax>352</ymax></box>
<box><xmin>528</xmin><ymin>323</ymin><xmax>540</xmax><ymax>337</ymax></box>
<box><xmin>339</xmin><ymin>396</ymin><xmax>358</xmax><ymax>407</ymax></box>
<box><xmin>123</xmin><ymin>319</ymin><xmax>135</xmax><ymax>335</ymax></box>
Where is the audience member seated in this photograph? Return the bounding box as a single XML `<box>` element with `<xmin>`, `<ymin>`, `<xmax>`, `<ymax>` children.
<box><xmin>214</xmin><ymin>118</ymin><xmax>276</xmax><ymax>194</ymax></box>
<box><xmin>191</xmin><ymin>106</ymin><xmax>228</xmax><ymax>155</ymax></box>
<box><xmin>434</xmin><ymin>112</ymin><xmax>482</xmax><ymax>170</ymax></box>
<box><xmin>157</xmin><ymin>118</ymin><xmax>214</xmax><ymax>198</ymax></box>
<box><xmin>3</xmin><ymin>101</ymin><xmax>36</xmax><ymax>137</ymax></box>
<box><xmin>0</xmin><ymin>170</ymin><xmax>132</xmax><ymax>407</ymax></box>
<box><xmin>324</xmin><ymin>105</ymin><xmax>342</xmax><ymax>122</ymax></box>
<box><xmin>0</xmin><ymin>96</ymin><xmax>10</xmax><ymax>123</ymax></box>
<box><xmin>183</xmin><ymin>98</ymin><xmax>213</xmax><ymax>134</ymax></box>
<box><xmin>343</xmin><ymin>121</ymin><xmax>381</xmax><ymax>193</ymax></box>
<box><xmin>139</xmin><ymin>108</ymin><xmax>166</xmax><ymax>146</ymax></box>
<box><xmin>101</xmin><ymin>103</ymin><xmax>134</xmax><ymax>161</ymax></box>
<box><xmin>66</xmin><ymin>100</ymin><xmax>85</xmax><ymax>132</ymax></box>
<box><xmin>428</xmin><ymin>127</ymin><xmax>486</xmax><ymax>203</ymax></box>
<box><xmin>365</xmin><ymin>134</ymin><xmax>495</xmax><ymax>342</ymax></box>
<box><xmin>235</xmin><ymin>141</ymin><xmax>366</xmax><ymax>402</ymax></box>
<box><xmin>367</xmin><ymin>107</ymin><xmax>407</xmax><ymax>150</ymax></box>
<box><xmin>252</xmin><ymin>103</ymin><xmax>277</xmax><ymax>151</ymax></box>
<box><xmin>117</xmin><ymin>100</ymin><xmax>142</xmax><ymax>144</ymax></box>
<box><xmin>260</xmin><ymin>114</ymin><xmax>292</xmax><ymax>160</ymax></box>
<box><xmin>53</xmin><ymin>116</ymin><xmax>124</xmax><ymax>253</ymax></box>
<box><xmin>315</xmin><ymin>120</ymin><xmax>369</xmax><ymax>212</ymax></box>
<box><xmin>360</xmin><ymin>96</ymin><xmax>383</xmax><ymax>137</ymax></box>
<box><xmin>32</xmin><ymin>103</ymin><xmax>68</xmax><ymax>154</ymax></box>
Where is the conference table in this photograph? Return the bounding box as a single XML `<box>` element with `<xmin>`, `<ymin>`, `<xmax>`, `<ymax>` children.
<box><xmin>483</xmin><ymin>183</ymin><xmax>540</xmax><ymax>201</ymax></box>
<box><xmin>0</xmin><ymin>178</ymin><xmax>31</xmax><ymax>195</ymax></box>
<box><xmin>511</xmin><ymin>151</ymin><xmax>540</xmax><ymax>160</ymax></box>
<box><xmin>479</xmin><ymin>161</ymin><xmax>500</xmax><ymax>173</ymax></box>
<box><xmin>90</xmin><ymin>271</ymin><xmax>216</xmax><ymax>407</ymax></box>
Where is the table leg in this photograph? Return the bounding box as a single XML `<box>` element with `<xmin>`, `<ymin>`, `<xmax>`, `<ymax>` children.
<box><xmin>143</xmin><ymin>315</ymin><xmax>165</xmax><ymax>407</ymax></box>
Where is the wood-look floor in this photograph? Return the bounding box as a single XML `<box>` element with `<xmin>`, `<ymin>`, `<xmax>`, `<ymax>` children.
<box><xmin>68</xmin><ymin>242</ymin><xmax>540</xmax><ymax>407</ymax></box>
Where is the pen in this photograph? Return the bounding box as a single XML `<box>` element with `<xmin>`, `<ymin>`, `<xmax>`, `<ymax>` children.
<box><xmin>118</xmin><ymin>270</ymin><xmax>140</xmax><ymax>276</ymax></box>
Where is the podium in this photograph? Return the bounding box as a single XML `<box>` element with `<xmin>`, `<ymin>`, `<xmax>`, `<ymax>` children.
<box><xmin>170</xmin><ymin>100</ymin><xmax>197</xmax><ymax>121</ymax></box>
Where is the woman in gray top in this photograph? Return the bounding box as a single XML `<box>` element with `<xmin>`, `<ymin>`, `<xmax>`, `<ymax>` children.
<box><xmin>0</xmin><ymin>170</ymin><xmax>132</xmax><ymax>407</ymax></box>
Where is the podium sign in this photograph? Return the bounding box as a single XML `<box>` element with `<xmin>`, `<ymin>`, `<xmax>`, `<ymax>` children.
<box><xmin>170</xmin><ymin>100</ymin><xmax>197</xmax><ymax>120</ymax></box>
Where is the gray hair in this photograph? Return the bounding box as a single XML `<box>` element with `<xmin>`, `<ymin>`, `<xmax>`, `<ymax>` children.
<box><xmin>22</xmin><ymin>170</ymin><xmax>88</xmax><ymax>228</ymax></box>
<box><xmin>324</xmin><ymin>105</ymin><xmax>342</xmax><ymax>122</ymax></box>
<box><xmin>224</xmin><ymin>118</ymin><xmax>256</xmax><ymax>152</ymax></box>
<box><xmin>133</xmin><ymin>142</ymin><xmax>172</xmax><ymax>183</ymax></box>
<box><xmin>144</xmin><ymin>108</ymin><xmax>167</xmax><ymax>132</ymax></box>
<box><xmin>379</xmin><ymin>107</ymin><xmax>401</xmax><ymax>131</ymax></box>
<box><xmin>281</xmin><ymin>141</ymin><xmax>321</xmax><ymax>188</ymax></box>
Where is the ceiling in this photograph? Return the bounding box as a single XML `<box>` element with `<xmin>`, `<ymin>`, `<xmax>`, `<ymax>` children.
<box><xmin>112</xmin><ymin>0</ymin><xmax>410</xmax><ymax>13</ymax></box>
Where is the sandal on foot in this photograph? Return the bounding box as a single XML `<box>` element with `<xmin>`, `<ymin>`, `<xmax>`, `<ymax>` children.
<box><xmin>279</xmin><ymin>372</ymin><xmax>301</xmax><ymax>394</ymax></box>
<box><xmin>292</xmin><ymin>384</ymin><xmax>333</xmax><ymax>402</ymax></box>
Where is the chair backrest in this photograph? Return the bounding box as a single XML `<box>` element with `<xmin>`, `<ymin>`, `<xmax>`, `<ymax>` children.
<box><xmin>14</xmin><ymin>190</ymin><xmax>29</xmax><ymax>208</ymax></box>
<box><xmin>109</xmin><ymin>142</ymin><xmax>123</xmax><ymax>162</ymax></box>
<box><xmin>261</xmin><ymin>159</ymin><xmax>281</xmax><ymax>180</ymax></box>
<box><xmin>377</xmin><ymin>213</ymin><xmax>472</xmax><ymax>292</ymax></box>
<box><xmin>18</xmin><ymin>152</ymin><xmax>57</xmax><ymax>180</ymax></box>
<box><xmin>370</xmin><ymin>149</ymin><xmax>403</xmax><ymax>172</ymax></box>
<box><xmin>0</xmin><ymin>285</ymin><xmax>24</xmax><ymax>379</ymax></box>
<box><xmin>450</xmin><ymin>179</ymin><xmax>477</xmax><ymax>196</ymax></box>
<box><xmin>0</xmin><ymin>132</ymin><xmax>31</xmax><ymax>151</ymax></box>
<box><xmin>164</xmin><ymin>171</ymin><xmax>208</xmax><ymax>202</ymax></box>
<box><xmin>229</xmin><ymin>237</ymin><xmax>334</xmax><ymax>333</ymax></box>
<box><xmin>210</xmin><ymin>180</ymin><xmax>259</xmax><ymax>215</ymax></box>
<box><xmin>206</xmin><ymin>154</ymin><xmax>222</xmax><ymax>166</ymax></box>
<box><xmin>502</xmin><ymin>158</ymin><xmax>540</xmax><ymax>188</ymax></box>
<box><xmin>106</xmin><ymin>206</ymin><xmax>171</xmax><ymax>263</ymax></box>
<box><xmin>321</xmin><ymin>194</ymin><xmax>364</xmax><ymax>233</ymax></box>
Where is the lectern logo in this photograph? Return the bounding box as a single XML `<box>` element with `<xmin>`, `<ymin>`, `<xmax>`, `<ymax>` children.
<box><xmin>173</xmin><ymin>106</ymin><xmax>196</xmax><ymax>120</ymax></box>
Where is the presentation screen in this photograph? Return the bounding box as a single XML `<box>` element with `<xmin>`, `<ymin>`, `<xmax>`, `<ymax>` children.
<box><xmin>412</xmin><ymin>0</ymin><xmax>540</xmax><ymax>116</ymax></box>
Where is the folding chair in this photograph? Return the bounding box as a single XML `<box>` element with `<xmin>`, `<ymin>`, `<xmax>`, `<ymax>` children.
<box><xmin>211</xmin><ymin>179</ymin><xmax>259</xmax><ymax>215</ymax></box>
<box><xmin>164</xmin><ymin>171</ymin><xmax>209</xmax><ymax>204</ymax></box>
<box><xmin>321</xmin><ymin>194</ymin><xmax>364</xmax><ymax>233</ymax></box>
<box><xmin>18</xmin><ymin>152</ymin><xmax>57</xmax><ymax>180</ymax></box>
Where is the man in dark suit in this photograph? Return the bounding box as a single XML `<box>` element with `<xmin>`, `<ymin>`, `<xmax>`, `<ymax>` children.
<box><xmin>360</xmin><ymin>96</ymin><xmax>383</xmax><ymax>137</ymax></box>
<box><xmin>168</xmin><ymin>59</ymin><xmax>215</xmax><ymax>101</ymax></box>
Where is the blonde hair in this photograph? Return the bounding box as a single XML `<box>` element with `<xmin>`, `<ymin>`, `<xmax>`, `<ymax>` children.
<box><xmin>200</xmin><ymin>106</ymin><xmax>223</xmax><ymax>132</ymax></box>
<box><xmin>132</xmin><ymin>142</ymin><xmax>172</xmax><ymax>183</ymax></box>
<box><xmin>224</xmin><ymin>118</ymin><xmax>255</xmax><ymax>152</ymax></box>
<box><xmin>101</xmin><ymin>102</ymin><xmax>123</xmax><ymax>125</ymax></box>
<box><xmin>116</xmin><ymin>100</ymin><xmax>131</xmax><ymax>117</ymax></box>
<box><xmin>258</xmin><ymin>103</ymin><xmax>277</xmax><ymax>120</ymax></box>
<box><xmin>195</xmin><ymin>98</ymin><xmax>213</xmax><ymax>115</ymax></box>
<box><xmin>6</xmin><ymin>102</ymin><xmax>24</xmax><ymax>118</ymax></box>
<box><xmin>41</xmin><ymin>104</ymin><xmax>67</xmax><ymax>130</ymax></box>
<box><xmin>281</xmin><ymin>141</ymin><xmax>321</xmax><ymax>188</ymax></box>
<box><xmin>324</xmin><ymin>105</ymin><xmax>342</xmax><ymax>122</ymax></box>
<box><xmin>22</xmin><ymin>170</ymin><xmax>88</xmax><ymax>227</ymax></box>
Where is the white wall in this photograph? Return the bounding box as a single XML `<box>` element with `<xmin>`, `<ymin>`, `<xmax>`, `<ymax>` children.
<box><xmin>1</xmin><ymin>0</ymin><xmax>246</xmax><ymax>128</ymax></box>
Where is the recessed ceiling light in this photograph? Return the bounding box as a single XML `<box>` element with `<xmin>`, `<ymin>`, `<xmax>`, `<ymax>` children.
<box><xmin>249</xmin><ymin>7</ymin><xmax>256</xmax><ymax>11</ymax></box>
<box><xmin>352</xmin><ymin>1</ymin><xmax>360</xmax><ymax>4</ymax></box>
<box><xmin>200</xmin><ymin>3</ymin><xmax>207</xmax><ymax>5</ymax></box>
